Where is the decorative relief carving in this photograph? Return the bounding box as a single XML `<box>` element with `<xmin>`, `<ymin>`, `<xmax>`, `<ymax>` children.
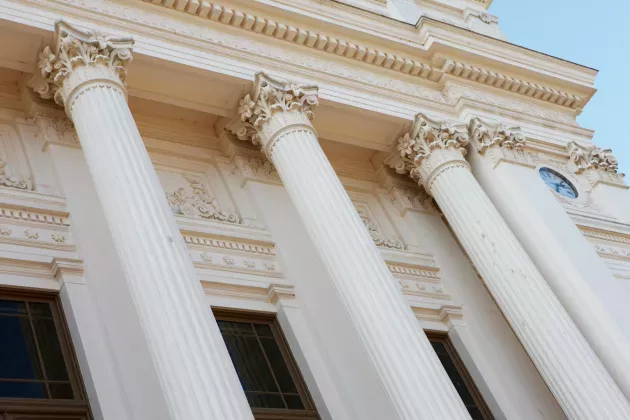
<box><xmin>581</xmin><ymin>228</ymin><xmax>630</xmax><ymax>245</ymax></box>
<box><xmin>0</xmin><ymin>160</ymin><xmax>30</xmax><ymax>191</ymax></box>
<box><xmin>230</xmin><ymin>155</ymin><xmax>281</xmax><ymax>184</ymax></box>
<box><xmin>51</xmin><ymin>233</ymin><xmax>66</xmax><ymax>243</ymax></box>
<box><xmin>0</xmin><ymin>126</ymin><xmax>34</xmax><ymax>191</ymax></box>
<box><xmin>200</xmin><ymin>252</ymin><xmax>213</xmax><ymax>263</ymax></box>
<box><xmin>30</xmin><ymin>21</ymin><xmax>133</xmax><ymax>107</ymax></box>
<box><xmin>222</xmin><ymin>255</ymin><xmax>235</xmax><ymax>265</ymax></box>
<box><xmin>594</xmin><ymin>244</ymin><xmax>630</xmax><ymax>261</ymax></box>
<box><xmin>469</xmin><ymin>118</ymin><xmax>525</xmax><ymax>153</ymax></box>
<box><xmin>567</xmin><ymin>141</ymin><xmax>619</xmax><ymax>174</ymax></box>
<box><xmin>354</xmin><ymin>202</ymin><xmax>404</xmax><ymax>250</ymax></box>
<box><xmin>243</xmin><ymin>259</ymin><xmax>256</xmax><ymax>268</ymax></box>
<box><xmin>24</xmin><ymin>230</ymin><xmax>39</xmax><ymax>240</ymax></box>
<box><xmin>32</xmin><ymin>116</ymin><xmax>79</xmax><ymax>146</ymax></box>
<box><xmin>567</xmin><ymin>141</ymin><xmax>625</xmax><ymax>186</ymax></box>
<box><xmin>388</xmin><ymin>187</ymin><xmax>437</xmax><ymax>214</ymax></box>
<box><xmin>237</xmin><ymin>73</ymin><xmax>318</xmax><ymax>147</ymax></box>
<box><xmin>0</xmin><ymin>227</ymin><xmax>12</xmax><ymax>236</ymax></box>
<box><xmin>165</xmin><ymin>175</ymin><xmax>239</xmax><ymax>224</ymax></box>
<box><xmin>388</xmin><ymin>114</ymin><xmax>469</xmax><ymax>190</ymax></box>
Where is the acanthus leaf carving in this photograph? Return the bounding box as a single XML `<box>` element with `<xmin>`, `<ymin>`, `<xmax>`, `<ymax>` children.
<box><xmin>387</xmin><ymin>114</ymin><xmax>469</xmax><ymax>189</ymax></box>
<box><xmin>469</xmin><ymin>117</ymin><xmax>525</xmax><ymax>153</ymax></box>
<box><xmin>567</xmin><ymin>141</ymin><xmax>620</xmax><ymax>174</ymax></box>
<box><xmin>230</xmin><ymin>155</ymin><xmax>281</xmax><ymax>184</ymax></box>
<box><xmin>166</xmin><ymin>175</ymin><xmax>240</xmax><ymax>224</ymax></box>
<box><xmin>31</xmin><ymin>20</ymin><xmax>134</xmax><ymax>106</ymax></box>
<box><xmin>236</xmin><ymin>72</ymin><xmax>318</xmax><ymax>147</ymax></box>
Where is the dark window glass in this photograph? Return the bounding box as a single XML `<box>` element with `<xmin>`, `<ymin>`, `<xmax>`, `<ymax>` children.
<box><xmin>0</xmin><ymin>292</ymin><xmax>89</xmax><ymax>419</ymax></box>
<box><xmin>214</xmin><ymin>311</ymin><xmax>319</xmax><ymax>419</ymax></box>
<box><xmin>428</xmin><ymin>333</ymin><xmax>494</xmax><ymax>420</ymax></box>
<box><xmin>0</xmin><ymin>298</ymin><xmax>75</xmax><ymax>401</ymax></box>
<box><xmin>0</xmin><ymin>316</ymin><xmax>43</xmax><ymax>380</ymax></box>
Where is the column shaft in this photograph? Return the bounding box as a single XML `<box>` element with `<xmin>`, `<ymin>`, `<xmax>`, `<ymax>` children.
<box><xmin>431</xmin><ymin>163</ymin><xmax>630</xmax><ymax>419</ymax></box>
<box><xmin>267</xmin><ymin>116</ymin><xmax>471</xmax><ymax>420</ymax></box>
<box><xmin>68</xmin><ymin>84</ymin><xmax>253</xmax><ymax>419</ymax></box>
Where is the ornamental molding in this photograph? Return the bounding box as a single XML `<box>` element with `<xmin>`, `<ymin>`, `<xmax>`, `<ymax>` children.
<box><xmin>581</xmin><ymin>227</ymin><xmax>630</xmax><ymax>246</ymax></box>
<box><xmin>140</xmin><ymin>0</ymin><xmax>579</xmax><ymax>110</ymax></box>
<box><xmin>144</xmin><ymin>0</ymin><xmax>442</xmax><ymax>82</ymax></box>
<box><xmin>236</xmin><ymin>72</ymin><xmax>318</xmax><ymax>154</ymax></box>
<box><xmin>594</xmin><ymin>244</ymin><xmax>630</xmax><ymax>261</ymax></box>
<box><xmin>185</xmin><ymin>231</ymin><xmax>282</xmax><ymax>277</ymax></box>
<box><xmin>468</xmin><ymin>117</ymin><xmax>525</xmax><ymax>154</ymax></box>
<box><xmin>0</xmin><ymin>206</ymin><xmax>69</xmax><ymax>227</ymax></box>
<box><xmin>29</xmin><ymin>20</ymin><xmax>134</xmax><ymax>110</ymax></box>
<box><xmin>387</xmin><ymin>186</ymin><xmax>437</xmax><ymax>215</ymax></box>
<box><xmin>166</xmin><ymin>175</ymin><xmax>240</xmax><ymax>224</ymax></box>
<box><xmin>387</xmin><ymin>113</ymin><xmax>469</xmax><ymax>190</ymax></box>
<box><xmin>354</xmin><ymin>201</ymin><xmax>404</xmax><ymax>250</ymax></box>
<box><xmin>202</xmin><ymin>281</ymin><xmax>295</xmax><ymax>307</ymax></box>
<box><xmin>183</xmin><ymin>233</ymin><xmax>276</xmax><ymax>256</ymax></box>
<box><xmin>443</xmin><ymin>83</ymin><xmax>578</xmax><ymax>126</ymax></box>
<box><xmin>435</xmin><ymin>57</ymin><xmax>583</xmax><ymax>110</ymax></box>
<box><xmin>567</xmin><ymin>141</ymin><xmax>625</xmax><ymax>186</ymax></box>
<box><xmin>229</xmin><ymin>154</ymin><xmax>282</xmax><ymax>185</ymax></box>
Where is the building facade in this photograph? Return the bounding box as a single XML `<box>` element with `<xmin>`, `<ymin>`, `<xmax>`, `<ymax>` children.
<box><xmin>0</xmin><ymin>0</ymin><xmax>629</xmax><ymax>419</ymax></box>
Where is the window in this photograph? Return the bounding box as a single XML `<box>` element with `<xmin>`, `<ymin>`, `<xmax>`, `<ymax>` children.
<box><xmin>427</xmin><ymin>332</ymin><xmax>494</xmax><ymax>420</ymax></box>
<box><xmin>213</xmin><ymin>310</ymin><xmax>318</xmax><ymax>420</ymax></box>
<box><xmin>0</xmin><ymin>290</ymin><xmax>90</xmax><ymax>419</ymax></box>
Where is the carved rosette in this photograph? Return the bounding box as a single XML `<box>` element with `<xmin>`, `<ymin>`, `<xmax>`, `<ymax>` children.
<box><xmin>567</xmin><ymin>141</ymin><xmax>620</xmax><ymax>174</ymax></box>
<box><xmin>388</xmin><ymin>114</ymin><xmax>469</xmax><ymax>193</ymax></box>
<box><xmin>234</xmin><ymin>72</ymin><xmax>318</xmax><ymax>156</ymax></box>
<box><xmin>29</xmin><ymin>21</ymin><xmax>133</xmax><ymax>115</ymax></box>
<box><xmin>469</xmin><ymin>117</ymin><xmax>525</xmax><ymax>153</ymax></box>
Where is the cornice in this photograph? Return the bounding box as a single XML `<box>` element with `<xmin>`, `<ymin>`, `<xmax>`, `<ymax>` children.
<box><xmin>435</xmin><ymin>56</ymin><xmax>584</xmax><ymax>110</ymax></box>
<box><xmin>140</xmin><ymin>0</ymin><xmax>588</xmax><ymax>110</ymax></box>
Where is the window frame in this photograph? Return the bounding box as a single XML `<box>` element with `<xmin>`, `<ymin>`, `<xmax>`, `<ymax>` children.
<box><xmin>0</xmin><ymin>288</ymin><xmax>91</xmax><ymax>419</ymax></box>
<box><xmin>212</xmin><ymin>308</ymin><xmax>319</xmax><ymax>420</ymax></box>
<box><xmin>426</xmin><ymin>331</ymin><xmax>494</xmax><ymax>420</ymax></box>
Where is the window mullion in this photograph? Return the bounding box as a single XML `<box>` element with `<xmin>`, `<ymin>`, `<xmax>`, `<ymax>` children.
<box><xmin>24</xmin><ymin>302</ymin><xmax>51</xmax><ymax>399</ymax></box>
<box><xmin>252</xmin><ymin>322</ymin><xmax>289</xmax><ymax>409</ymax></box>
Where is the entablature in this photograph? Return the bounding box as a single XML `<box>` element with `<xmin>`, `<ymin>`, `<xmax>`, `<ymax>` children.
<box><xmin>0</xmin><ymin>0</ymin><xmax>595</xmax><ymax>124</ymax></box>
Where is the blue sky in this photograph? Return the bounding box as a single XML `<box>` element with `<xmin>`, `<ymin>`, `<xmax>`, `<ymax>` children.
<box><xmin>488</xmin><ymin>0</ymin><xmax>630</xmax><ymax>175</ymax></box>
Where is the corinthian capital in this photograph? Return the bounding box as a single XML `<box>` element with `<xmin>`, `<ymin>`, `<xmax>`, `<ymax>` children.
<box><xmin>469</xmin><ymin>118</ymin><xmax>525</xmax><ymax>153</ymax></box>
<box><xmin>387</xmin><ymin>114</ymin><xmax>469</xmax><ymax>190</ymax></box>
<box><xmin>567</xmin><ymin>141</ymin><xmax>619</xmax><ymax>174</ymax></box>
<box><xmin>29</xmin><ymin>21</ymin><xmax>133</xmax><ymax>109</ymax></box>
<box><xmin>234</xmin><ymin>72</ymin><xmax>318</xmax><ymax>152</ymax></box>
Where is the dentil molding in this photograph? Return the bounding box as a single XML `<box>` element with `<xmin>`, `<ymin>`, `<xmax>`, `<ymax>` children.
<box><xmin>141</xmin><ymin>0</ymin><xmax>581</xmax><ymax>110</ymax></box>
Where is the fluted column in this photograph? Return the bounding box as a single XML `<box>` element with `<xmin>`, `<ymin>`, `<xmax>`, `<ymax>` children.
<box><xmin>31</xmin><ymin>21</ymin><xmax>253</xmax><ymax>420</ymax></box>
<box><xmin>390</xmin><ymin>114</ymin><xmax>630</xmax><ymax>420</ymax></box>
<box><xmin>233</xmin><ymin>72</ymin><xmax>471</xmax><ymax>420</ymax></box>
